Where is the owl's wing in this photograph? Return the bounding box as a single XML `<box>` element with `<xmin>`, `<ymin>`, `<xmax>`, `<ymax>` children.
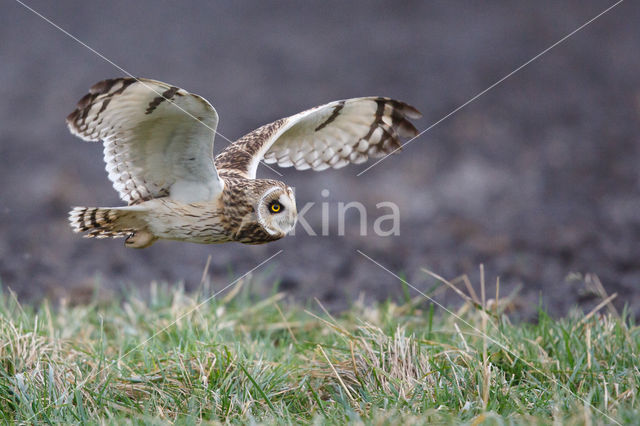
<box><xmin>214</xmin><ymin>97</ymin><xmax>421</xmax><ymax>179</ymax></box>
<box><xmin>67</xmin><ymin>78</ymin><xmax>223</xmax><ymax>204</ymax></box>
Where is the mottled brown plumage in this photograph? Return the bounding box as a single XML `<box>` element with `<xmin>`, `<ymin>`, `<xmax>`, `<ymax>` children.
<box><xmin>217</xmin><ymin>178</ymin><xmax>293</xmax><ymax>244</ymax></box>
<box><xmin>215</xmin><ymin>119</ymin><xmax>287</xmax><ymax>179</ymax></box>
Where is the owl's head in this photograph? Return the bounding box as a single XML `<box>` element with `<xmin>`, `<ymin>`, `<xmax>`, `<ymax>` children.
<box><xmin>255</xmin><ymin>184</ymin><xmax>297</xmax><ymax>238</ymax></box>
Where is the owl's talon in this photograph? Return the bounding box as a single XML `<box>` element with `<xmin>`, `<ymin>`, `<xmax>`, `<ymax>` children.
<box><xmin>124</xmin><ymin>231</ymin><xmax>157</xmax><ymax>248</ymax></box>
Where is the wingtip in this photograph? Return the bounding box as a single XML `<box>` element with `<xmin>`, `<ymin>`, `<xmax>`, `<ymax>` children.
<box><xmin>66</xmin><ymin>109</ymin><xmax>79</xmax><ymax>126</ymax></box>
<box><xmin>401</xmin><ymin>121</ymin><xmax>420</xmax><ymax>138</ymax></box>
<box><xmin>401</xmin><ymin>102</ymin><xmax>423</xmax><ymax>120</ymax></box>
<box><xmin>66</xmin><ymin>77</ymin><xmax>139</xmax><ymax>140</ymax></box>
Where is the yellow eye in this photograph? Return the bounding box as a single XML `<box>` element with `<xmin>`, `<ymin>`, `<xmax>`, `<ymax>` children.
<box><xmin>269</xmin><ymin>201</ymin><xmax>282</xmax><ymax>213</ymax></box>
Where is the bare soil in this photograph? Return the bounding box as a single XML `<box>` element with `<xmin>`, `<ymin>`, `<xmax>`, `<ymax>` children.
<box><xmin>1</xmin><ymin>1</ymin><xmax>639</xmax><ymax>319</ymax></box>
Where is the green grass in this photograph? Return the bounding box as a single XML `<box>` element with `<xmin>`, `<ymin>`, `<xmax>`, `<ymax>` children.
<box><xmin>0</xmin><ymin>274</ymin><xmax>638</xmax><ymax>424</ymax></box>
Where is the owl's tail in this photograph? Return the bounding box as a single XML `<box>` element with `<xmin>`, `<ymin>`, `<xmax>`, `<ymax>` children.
<box><xmin>68</xmin><ymin>206</ymin><xmax>157</xmax><ymax>248</ymax></box>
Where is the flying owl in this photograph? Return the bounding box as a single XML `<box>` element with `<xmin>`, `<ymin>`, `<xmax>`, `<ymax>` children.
<box><xmin>66</xmin><ymin>78</ymin><xmax>421</xmax><ymax>248</ymax></box>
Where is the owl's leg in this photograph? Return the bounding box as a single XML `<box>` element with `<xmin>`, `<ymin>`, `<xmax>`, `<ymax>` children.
<box><xmin>124</xmin><ymin>230</ymin><xmax>158</xmax><ymax>248</ymax></box>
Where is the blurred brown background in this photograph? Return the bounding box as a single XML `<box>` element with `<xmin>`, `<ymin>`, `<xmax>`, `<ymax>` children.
<box><xmin>1</xmin><ymin>1</ymin><xmax>638</xmax><ymax>317</ymax></box>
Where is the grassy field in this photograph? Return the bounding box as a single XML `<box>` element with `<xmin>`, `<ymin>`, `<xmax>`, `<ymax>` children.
<box><xmin>0</xmin><ymin>272</ymin><xmax>638</xmax><ymax>424</ymax></box>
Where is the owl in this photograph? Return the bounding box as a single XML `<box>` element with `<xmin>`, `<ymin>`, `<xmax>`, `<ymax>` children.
<box><xmin>66</xmin><ymin>78</ymin><xmax>421</xmax><ymax>248</ymax></box>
